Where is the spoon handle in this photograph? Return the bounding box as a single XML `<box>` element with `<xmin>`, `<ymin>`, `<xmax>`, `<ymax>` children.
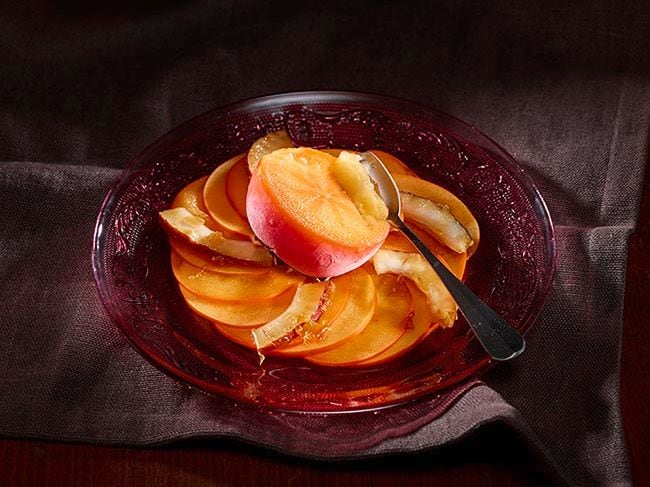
<box><xmin>395</xmin><ymin>219</ymin><xmax>526</xmax><ymax>361</ymax></box>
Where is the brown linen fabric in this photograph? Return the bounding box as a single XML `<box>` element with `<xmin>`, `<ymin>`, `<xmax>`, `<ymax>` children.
<box><xmin>1</xmin><ymin>2</ymin><xmax>648</xmax><ymax>485</ymax></box>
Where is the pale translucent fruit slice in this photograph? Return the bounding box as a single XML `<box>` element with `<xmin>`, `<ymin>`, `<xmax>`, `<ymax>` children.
<box><xmin>306</xmin><ymin>273</ymin><xmax>412</xmax><ymax>366</ymax></box>
<box><xmin>332</xmin><ymin>151</ymin><xmax>388</xmax><ymax>221</ymax></box>
<box><xmin>159</xmin><ymin>207</ymin><xmax>273</xmax><ymax>265</ymax></box>
<box><xmin>274</xmin><ymin>267</ymin><xmax>373</xmax><ymax>356</ymax></box>
<box><xmin>179</xmin><ymin>285</ymin><xmax>295</xmax><ymax>327</ymax></box>
<box><xmin>247</xmin><ymin>130</ymin><xmax>294</xmax><ymax>172</ymax></box>
<box><xmin>393</xmin><ymin>174</ymin><xmax>480</xmax><ymax>256</ymax></box>
<box><xmin>211</xmin><ymin>321</ymin><xmax>300</xmax><ymax>356</ymax></box>
<box><xmin>225</xmin><ymin>156</ymin><xmax>250</xmax><ymax>219</ymax></box>
<box><xmin>320</xmin><ymin>149</ymin><xmax>417</xmax><ymax>178</ymax></box>
<box><xmin>356</xmin><ymin>281</ymin><xmax>437</xmax><ymax>366</ymax></box>
<box><xmin>382</xmin><ymin>227</ymin><xmax>467</xmax><ymax>279</ymax></box>
<box><xmin>203</xmin><ymin>154</ymin><xmax>255</xmax><ymax>238</ymax></box>
<box><xmin>171</xmin><ymin>251</ymin><xmax>303</xmax><ymax>301</ymax></box>
<box><xmin>169</xmin><ymin>238</ymin><xmax>269</xmax><ymax>275</ymax></box>
<box><xmin>252</xmin><ymin>281</ymin><xmax>330</xmax><ymax>350</ymax></box>
<box><xmin>371</xmin><ymin>249</ymin><xmax>457</xmax><ymax>327</ymax></box>
<box><xmin>401</xmin><ymin>192</ymin><xmax>472</xmax><ymax>254</ymax></box>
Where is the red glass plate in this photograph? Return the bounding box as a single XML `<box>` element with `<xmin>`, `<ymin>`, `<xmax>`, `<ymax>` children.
<box><xmin>92</xmin><ymin>91</ymin><xmax>555</xmax><ymax>412</ymax></box>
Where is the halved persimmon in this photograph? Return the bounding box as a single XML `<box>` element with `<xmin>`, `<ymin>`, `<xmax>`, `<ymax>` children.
<box><xmin>171</xmin><ymin>251</ymin><xmax>302</xmax><ymax>301</ymax></box>
<box><xmin>203</xmin><ymin>154</ymin><xmax>254</xmax><ymax>238</ymax></box>
<box><xmin>247</xmin><ymin>148</ymin><xmax>389</xmax><ymax>277</ymax></box>
<box><xmin>179</xmin><ymin>285</ymin><xmax>296</xmax><ymax>327</ymax></box>
<box><xmin>306</xmin><ymin>273</ymin><xmax>412</xmax><ymax>366</ymax></box>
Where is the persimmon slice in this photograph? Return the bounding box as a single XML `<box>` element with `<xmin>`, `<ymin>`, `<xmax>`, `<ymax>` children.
<box><xmin>372</xmin><ymin>249</ymin><xmax>457</xmax><ymax>326</ymax></box>
<box><xmin>306</xmin><ymin>273</ymin><xmax>412</xmax><ymax>366</ymax></box>
<box><xmin>247</xmin><ymin>130</ymin><xmax>294</xmax><ymax>172</ymax></box>
<box><xmin>171</xmin><ymin>176</ymin><xmax>227</xmax><ymax>233</ymax></box>
<box><xmin>225</xmin><ymin>156</ymin><xmax>250</xmax><ymax>219</ymax></box>
<box><xmin>382</xmin><ymin>227</ymin><xmax>467</xmax><ymax>279</ymax></box>
<box><xmin>203</xmin><ymin>154</ymin><xmax>254</xmax><ymax>238</ymax></box>
<box><xmin>252</xmin><ymin>281</ymin><xmax>330</xmax><ymax>350</ymax></box>
<box><xmin>171</xmin><ymin>251</ymin><xmax>302</xmax><ymax>301</ymax></box>
<box><xmin>356</xmin><ymin>281</ymin><xmax>437</xmax><ymax>366</ymax></box>
<box><xmin>179</xmin><ymin>285</ymin><xmax>296</xmax><ymax>327</ymax></box>
<box><xmin>401</xmin><ymin>192</ymin><xmax>473</xmax><ymax>253</ymax></box>
<box><xmin>211</xmin><ymin>322</ymin><xmax>263</xmax><ymax>351</ymax></box>
<box><xmin>274</xmin><ymin>268</ymin><xmax>371</xmax><ymax>356</ymax></box>
<box><xmin>393</xmin><ymin>174</ymin><xmax>480</xmax><ymax>256</ymax></box>
<box><xmin>160</xmin><ymin>208</ymin><xmax>272</xmax><ymax>264</ymax></box>
<box><xmin>169</xmin><ymin>238</ymin><xmax>269</xmax><ymax>275</ymax></box>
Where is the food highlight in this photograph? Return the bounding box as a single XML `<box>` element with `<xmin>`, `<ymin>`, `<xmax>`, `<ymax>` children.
<box><xmin>158</xmin><ymin>131</ymin><xmax>480</xmax><ymax>366</ymax></box>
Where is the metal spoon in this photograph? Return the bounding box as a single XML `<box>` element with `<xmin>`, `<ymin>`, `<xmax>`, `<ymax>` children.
<box><xmin>360</xmin><ymin>151</ymin><xmax>525</xmax><ymax>361</ymax></box>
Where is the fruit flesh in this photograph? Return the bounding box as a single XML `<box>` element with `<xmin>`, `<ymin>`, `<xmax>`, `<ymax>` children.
<box><xmin>179</xmin><ymin>285</ymin><xmax>296</xmax><ymax>327</ymax></box>
<box><xmin>306</xmin><ymin>273</ymin><xmax>412</xmax><ymax>366</ymax></box>
<box><xmin>225</xmin><ymin>156</ymin><xmax>250</xmax><ymax>219</ymax></box>
<box><xmin>394</xmin><ymin>173</ymin><xmax>480</xmax><ymax>256</ymax></box>
<box><xmin>401</xmin><ymin>192</ymin><xmax>473</xmax><ymax>253</ymax></box>
<box><xmin>274</xmin><ymin>267</ymin><xmax>374</xmax><ymax>356</ymax></box>
<box><xmin>168</xmin><ymin>238</ymin><xmax>269</xmax><ymax>275</ymax></box>
<box><xmin>372</xmin><ymin>249</ymin><xmax>457</xmax><ymax>327</ymax></box>
<box><xmin>356</xmin><ymin>281</ymin><xmax>437</xmax><ymax>366</ymax></box>
<box><xmin>203</xmin><ymin>154</ymin><xmax>255</xmax><ymax>238</ymax></box>
<box><xmin>171</xmin><ymin>251</ymin><xmax>302</xmax><ymax>301</ymax></box>
<box><xmin>162</xmin><ymin>138</ymin><xmax>480</xmax><ymax>367</ymax></box>
<box><xmin>252</xmin><ymin>281</ymin><xmax>330</xmax><ymax>350</ymax></box>
<box><xmin>247</xmin><ymin>148</ymin><xmax>389</xmax><ymax>277</ymax></box>
<box><xmin>159</xmin><ymin>207</ymin><xmax>272</xmax><ymax>264</ymax></box>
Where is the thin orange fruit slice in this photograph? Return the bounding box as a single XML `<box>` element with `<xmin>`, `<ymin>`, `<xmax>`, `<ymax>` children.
<box><xmin>274</xmin><ymin>268</ymin><xmax>371</xmax><ymax>357</ymax></box>
<box><xmin>356</xmin><ymin>281</ymin><xmax>438</xmax><ymax>366</ymax></box>
<box><xmin>225</xmin><ymin>156</ymin><xmax>250</xmax><ymax>219</ymax></box>
<box><xmin>178</xmin><ymin>285</ymin><xmax>296</xmax><ymax>327</ymax></box>
<box><xmin>171</xmin><ymin>251</ymin><xmax>302</xmax><ymax>301</ymax></box>
<box><xmin>169</xmin><ymin>238</ymin><xmax>270</xmax><ymax>275</ymax></box>
<box><xmin>306</xmin><ymin>273</ymin><xmax>412</xmax><ymax>366</ymax></box>
<box><xmin>203</xmin><ymin>154</ymin><xmax>254</xmax><ymax>238</ymax></box>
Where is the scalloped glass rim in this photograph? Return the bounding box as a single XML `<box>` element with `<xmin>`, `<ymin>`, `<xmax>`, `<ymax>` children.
<box><xmin>92</xmin><ymin>91</ymin><xmax>556</xmax><ymax>412</ymax></box>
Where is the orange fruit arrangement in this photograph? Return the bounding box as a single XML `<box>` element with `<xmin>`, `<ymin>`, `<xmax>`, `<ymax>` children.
<box><xmin>159</xmin><ymin>131</ymin><xmax>480</xmax><ymax>366</ymax></box>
